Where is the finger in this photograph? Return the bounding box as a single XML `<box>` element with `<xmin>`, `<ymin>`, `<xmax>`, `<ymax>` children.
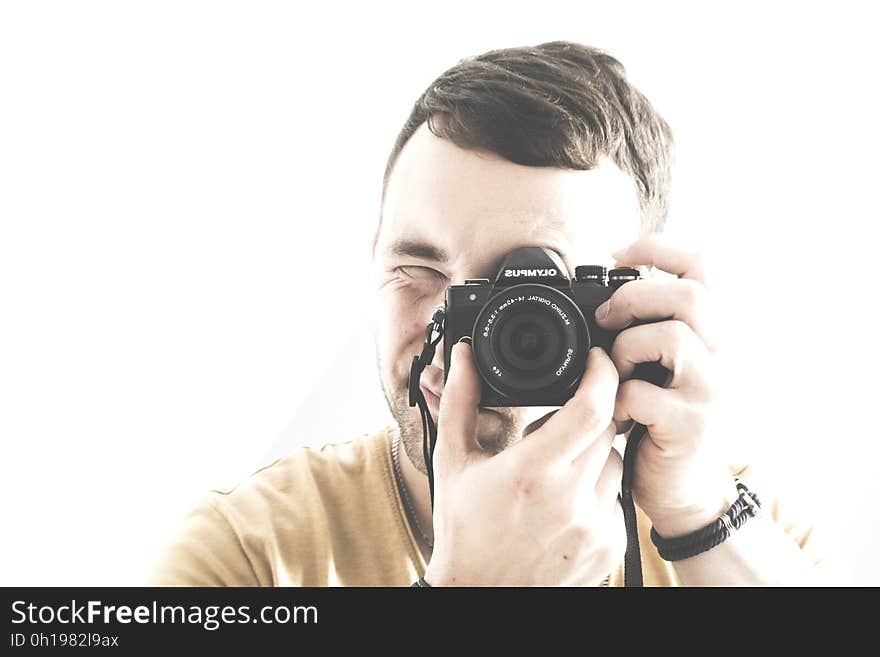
<box><xmin>568</xmin><ymin>421</ymin><xmax>616</xmax><ymax>483</ymax></box>
<box><xmin>615</xmin><ymin>418</ymin><xmax>634</xmax><ymax>435</ymax></box>
<box><xmin>594</xmin><ymin>278</ymin><xmax>716</xmax><ymax>352</ymax></box>
<box><xmin>435</xmin><ymin>338</ymin><xmax>484</xmax><ymax>466</ymax></box>
<box><xmin>515</xmin><ymin>346</ymin><xmax>618</xmax><ymax>465</ymax></box>
<box><xmin>594</xmin><ymin>448</ymin><xmax>624</xmax><ymax>507</ymax></box>
<box><xmin>609</xmin><ymin>320</ymin><xmax>712</xmax><ymax>393</ymax></box>
<box><xmin>612</xmin><ymin>236</ymin><xmax>710</xmax><ymax>287</ymax></box>
<box><xmin>614</xmin><ymin>379</ymin><xmax>705</xmax><ymax>451</ymax></box>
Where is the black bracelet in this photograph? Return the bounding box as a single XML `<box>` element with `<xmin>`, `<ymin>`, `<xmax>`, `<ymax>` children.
<box><xmin>411</xmin><ymin>576</ymin><xmax>432</xmax><ymax>587</ymax></box>
<box><xmin>650</xmin><ymin>478</ymin><xmax>762</xmax><ymax>562</ymax></box>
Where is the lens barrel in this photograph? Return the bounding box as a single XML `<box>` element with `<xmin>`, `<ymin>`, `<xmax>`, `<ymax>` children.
<box><xmin>471</xmin><ymin>284</ymin><xmax>588</xmax><ymax>403</ymax></box>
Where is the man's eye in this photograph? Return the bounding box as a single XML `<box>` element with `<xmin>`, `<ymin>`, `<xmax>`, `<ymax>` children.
<box><xmin>396</xmin><ymin>266</ymin><xmax>447</xmax><ymax>282</ymax></box>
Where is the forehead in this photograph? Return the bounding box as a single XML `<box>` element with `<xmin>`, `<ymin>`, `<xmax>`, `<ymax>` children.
<box><xmin>379</xmin><ymin>123</ymin><xmax>641</xmax><ymax>272</ymax></box>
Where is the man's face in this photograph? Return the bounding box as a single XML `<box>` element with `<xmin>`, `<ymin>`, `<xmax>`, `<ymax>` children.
<box><xmin>372</xmin><ymin>123</ymin><xmax>642</xmax><ymax>472</ymax></box>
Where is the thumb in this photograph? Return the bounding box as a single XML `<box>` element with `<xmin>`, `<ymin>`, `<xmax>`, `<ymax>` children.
<box><xmin>435</xmin><ymin>337</ymin><xmax>483</xmax><ymax>466</ymax></box>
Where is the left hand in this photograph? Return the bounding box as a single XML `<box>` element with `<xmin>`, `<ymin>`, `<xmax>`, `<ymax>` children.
<box><xmin>595</xmin><ymin>236</ymin><xmax>738</xmax><ymax>538</ymax></box>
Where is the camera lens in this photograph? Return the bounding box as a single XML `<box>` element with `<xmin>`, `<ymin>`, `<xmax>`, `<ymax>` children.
<box><xmin>471</xmin><ymin>284</ymin><xmax>589</xmax><ymax>403</ymax></box>
<box><xmin>497</xmin><ymin>311</ymin><xmax>562</xmax><ymax>372</ymax></box>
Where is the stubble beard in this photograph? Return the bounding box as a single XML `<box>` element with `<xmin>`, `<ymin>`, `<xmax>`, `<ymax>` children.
<box><xmin>375</xmin><ymin>338</ymin><xmax>525</xmax><ymax>475</ymax></box>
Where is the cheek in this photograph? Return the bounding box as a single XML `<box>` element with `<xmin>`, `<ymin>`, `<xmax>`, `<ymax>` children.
<box><xmin>374</xmin><ymin>282</ymin><xmax>439</xmax><ymax>376</ymax></box>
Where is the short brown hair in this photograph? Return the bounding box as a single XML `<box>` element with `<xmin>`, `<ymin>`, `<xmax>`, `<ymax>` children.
<box><xmin>382</xmin><ymin>41</ymin><xmax>674</xmax><ymax>232</ymax></box>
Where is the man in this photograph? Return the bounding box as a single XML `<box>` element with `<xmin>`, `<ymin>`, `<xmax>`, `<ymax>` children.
<box><xmin>149</xmin><ymin>41</ymin><xmax>838</xmax><ymax>586</ymax></box>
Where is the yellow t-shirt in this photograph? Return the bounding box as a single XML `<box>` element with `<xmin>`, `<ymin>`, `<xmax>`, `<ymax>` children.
<box><xmin>147</xmin><ymin>425</ymin><xmax>834</xmax><ymax>586</ymax></box>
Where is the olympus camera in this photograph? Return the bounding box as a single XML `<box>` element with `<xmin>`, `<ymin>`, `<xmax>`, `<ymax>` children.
<box><xmin>442</xmin><ymin>246</ymin><xmax>659</xmax><ymax>407</ymax></box>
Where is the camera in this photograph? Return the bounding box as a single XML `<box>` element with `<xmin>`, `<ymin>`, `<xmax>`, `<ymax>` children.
<box><xmin>442</xmin><ymin>246</ymin><xmax>657</xmax><ymax>407</ymax></box>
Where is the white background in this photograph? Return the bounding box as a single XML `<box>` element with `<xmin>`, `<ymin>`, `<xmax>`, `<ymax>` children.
<box><xmin>1</xmin><ymin>1</ymin><xmax>877</xmax><ymax>585</ymax></box>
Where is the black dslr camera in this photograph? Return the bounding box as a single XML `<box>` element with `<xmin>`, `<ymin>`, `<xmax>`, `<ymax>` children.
<box><xmin>442</xmin><ymin>246</ymin><xmax>660</xmax><ymax>407</ymax></box>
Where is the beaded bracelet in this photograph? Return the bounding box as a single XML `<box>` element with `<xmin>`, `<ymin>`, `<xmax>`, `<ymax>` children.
<box><xmin>650</xmin><ymin>478</ymin><xmax>762</xmax><ymax>561</ymax></box>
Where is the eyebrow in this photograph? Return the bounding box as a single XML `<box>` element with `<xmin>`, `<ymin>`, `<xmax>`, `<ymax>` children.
<box><xmin>386</xmin><ymin>237</ymin><xmax>574</xmax><ymax>279</ymax></box>
<box><xmin>387</xmin><ymin>238</ymin><xmax>449</xmax><ymax>263</ymax></box>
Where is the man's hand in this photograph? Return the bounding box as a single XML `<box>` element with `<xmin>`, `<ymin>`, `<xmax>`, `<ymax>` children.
<box><xmin>597</xmin><ymin>236</ymin><xmax>738</xmax><ymax>538</ymax></box>
<box><xmin>423</xmin><ymin>341</ymin><xmax>626</xmax><ymax>586</ymax></box>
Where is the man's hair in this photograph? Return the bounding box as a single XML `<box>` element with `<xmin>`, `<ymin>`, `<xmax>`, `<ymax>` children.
<box><xmin>382</xmin><ymin>41</ymin><xmax>674</xmax><ymax>233</ymax></box>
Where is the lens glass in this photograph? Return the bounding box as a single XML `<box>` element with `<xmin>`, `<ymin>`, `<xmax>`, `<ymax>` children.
<box><xmin>496</xmin><ymin>311</ymin><xmax>562</xmax><ymax>372</ymax></box>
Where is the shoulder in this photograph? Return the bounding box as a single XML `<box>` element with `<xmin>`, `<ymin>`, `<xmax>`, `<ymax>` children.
<box><xmin>148</xmin><ymin>426</ymin><xmax>397</xmax><ymax>586</ymax></box>
<box><xmin>210</xmin><ymin>426</ymin><xmax>395</xmax><ymax>524</ymax></box>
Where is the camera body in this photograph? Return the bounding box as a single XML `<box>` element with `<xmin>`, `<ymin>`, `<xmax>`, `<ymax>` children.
<box><xmin>443</xmin><ymin>246</ymin><xmax>651</xmax><ymax>407</ymax></box>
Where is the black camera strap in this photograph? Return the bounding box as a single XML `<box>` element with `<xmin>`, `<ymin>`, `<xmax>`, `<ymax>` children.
<box><xmin>408</xmin><ymin>307</ymin><xmax>446</xmax><ymax>504</ymax></box>
<box><xmin>407</xmin><ymin>308</ymin><xmax>659</xmax><ymax>588</ymax></box>
<box><xmin>621</xmin><ymin>423</ymin><xmax>647</xmax><ymax>587</ymax></box>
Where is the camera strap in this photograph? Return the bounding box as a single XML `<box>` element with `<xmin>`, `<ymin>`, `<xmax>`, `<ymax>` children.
<box><xmin>621</xmin><ymin>424</ymin><xmax>647</xmax><ymax>587</ymax></box>
<box><xmin>408</xmin><ymin>306</ymin><xmax>446</xmax><ymax>505</ymax></box>
<box><xmin>407</xmin><ymin>309</ymin><xmax>661</xmax><ymax>588</ymax></box>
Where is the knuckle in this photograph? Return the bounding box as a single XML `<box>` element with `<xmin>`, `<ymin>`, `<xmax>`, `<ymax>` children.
<box><xmin>691</xmin><ymin>359</ymin><xmax>720</xmax><ymax>403</ymax></box>
<box><xmin>566</xmin><ymin>386</ymin><xmax>611</xmax><ymax>434</ymax></box>
<box><xmin>576</xmin><ymin>400</ymin><xmax>611</xmax><ymax>434</ymax></box>
<box><xmin>609</xmin><ymin>331</ymin><xmax>629</xmax><ymax>363</ymax></box>
<box><xmin>511</xmin><ymin>469</ymin><xmax>543</xmax><ymax>500</ymax></box>
<box><xmin>679</xmin><ymin>278</ymin><xmax>706</xmax><ymax>308</ymax></box>
<box><xmin>689</xmin><ymin>253</ymin><xmax>711</xmax><ymax>284</ymax></box>
<box><xmin>616</xmin><ymin>378</ymin><xmax>640</xmax><ymax>407</ymax></box>
<box><xmin>607</xmin><ymin>285</ymin><xmax>629</xmax><ymax>315</ymax></box>
<box><xmin>684</xmin><ymin>403</ymin><xmax>712</xmax><ymax>437</ymax></box>
<box><xmin>665</xmin><ymin>319</ymin><xmax>693</xmax><ymax>351</ymax></box>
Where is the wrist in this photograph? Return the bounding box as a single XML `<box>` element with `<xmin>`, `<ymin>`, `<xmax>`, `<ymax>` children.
<box><xmin>648</xmin><ymin>481</ymin><xmax>740</xmax><ymax>539</ymax></box>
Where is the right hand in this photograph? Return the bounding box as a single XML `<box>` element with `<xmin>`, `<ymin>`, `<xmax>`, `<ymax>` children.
<box><xmin>423</xmin><ymin>342</ymin><xmax>626</xmax><ymax>586</ymax></box>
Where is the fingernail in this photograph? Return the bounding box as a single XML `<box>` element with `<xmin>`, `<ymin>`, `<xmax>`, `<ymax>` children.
<box><xmin>595</xmin><ymin>300</ymin><xmax>610</xmax><ymax>321</ymax></box>
<box><xmin>452</xmin><ymin>336</ymin><xmax>471</xmax><ymax>364</ymax></box>
<box><xmin>587</xmin><ymin>345</ymin><xmax>606</xmax><ymax>362</ymax></box>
